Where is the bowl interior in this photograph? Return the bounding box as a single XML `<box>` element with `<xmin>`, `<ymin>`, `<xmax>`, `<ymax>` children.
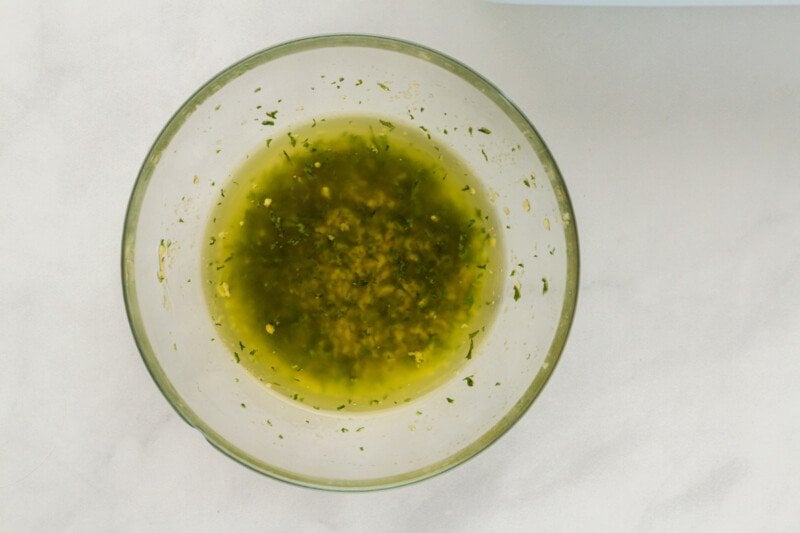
<box><xmin>123</xmin><ymin>35</ymin><xmax>578</xmax><ymax>489</ymax></box>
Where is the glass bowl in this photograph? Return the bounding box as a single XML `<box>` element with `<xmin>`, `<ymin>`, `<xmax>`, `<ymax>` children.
<box><xmin>122</xmin><ymin>34</ymin><xmax>578</xmax><ymax>490</ymax></box>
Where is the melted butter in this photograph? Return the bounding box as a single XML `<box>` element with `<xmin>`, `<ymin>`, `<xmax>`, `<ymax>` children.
<box><xmin>204</xmin><ymin>116</ymin><xmax>502</xmax><ymax>411</ymax></box>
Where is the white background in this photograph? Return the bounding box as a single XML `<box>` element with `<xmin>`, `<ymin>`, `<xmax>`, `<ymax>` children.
<box><xmin>2</xmin><ymin>1</ymin><xmax>799</xmax><ymax>530</ymax></box>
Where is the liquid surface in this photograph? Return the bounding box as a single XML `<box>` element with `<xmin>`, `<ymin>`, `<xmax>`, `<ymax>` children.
<box><xmin>204</xmin><ymin>116</ymin><xmax>501</xmax><ymax>411</ymax></box>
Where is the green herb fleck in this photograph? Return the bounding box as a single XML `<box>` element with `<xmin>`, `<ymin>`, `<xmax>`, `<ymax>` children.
<box><xmin>446</xmin><ymin>397</ymin><xmax>454</xmax><ymax>403</ymax></box>
<box><xmin>262</xmin><ymin>120</ymin><xmax>274</xmax><ymax>126</ymax></box>
<box><xmin>266</xmin><ymin>138</ymin><xmax>272</xmax><ymax>148</ymax></box>
<box><xmin>379</xmin><ymin>119</ymin><xmax>395</xmax><ymax>130</ymax></box>
<box><xmin>513</xmin><ymin>285</ymin><xmax>521</xmax><ymax>301</ymax></box>
<box><xmin>288</xmin><ymin>132</ymin><xmax>297</xmax><ymax>146</ymax></box>
<box><xmin>377</xmin><ymin>82</ymin><xmax>390</xmax><ymax>91</ymax></box>
<box><xmin>337</xmin><ymin>404</ymin><xmax>345</xmax><ymax>411</ymax></box>
<box><xmin>266</xmin><ymin>110</ymin><xmax>278</xmax><ymax>119</ymax></box>
<box><xmin>477</xmin><ymin>127</ymin><xmax>491</xmax><ymax>134</ymax></box>
<box><xmin>541</xmin><ymin>277</ymin><xmax>549</xmax><ymax>294</ymax></box>
<box><xmin>254</xmin><ymin>87</ymin><xmax>261</xmax><ymax>93</ymax></box>
<box><xmin>466</xmin><ymin>338</ymin><xmax>474</xmax><ymax>360</ymax></box>
<box><xmin>523</xmin><ymin>179</ymin><xmax>531</xmax><ymax>187</ymax></box>
<box><xmin>240</xmin><ymin>402</ymin><xmax>246</xmax><ymax>408</ymax></box>
<box><xmin>463</xmin><ymin>376</ymin><xmax>474</xmax><ymax>387</ymax></box>
<box><xmin>481</xmin><ymin>149</ymin><xmax>488</xmax><ymax>162</ymax></box>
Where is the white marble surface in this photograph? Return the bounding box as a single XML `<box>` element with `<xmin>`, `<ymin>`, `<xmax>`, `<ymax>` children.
<box><xmin>2</xmin><ymin>1</ymin><xmax>800</xmax><ymax>530</ymax></box>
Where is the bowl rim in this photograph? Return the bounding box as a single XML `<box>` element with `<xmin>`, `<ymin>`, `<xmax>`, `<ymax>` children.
<box><xmin>121</xmin><ymin>33</ymin><xmax>579</xmax><ymax>491</ymax></box>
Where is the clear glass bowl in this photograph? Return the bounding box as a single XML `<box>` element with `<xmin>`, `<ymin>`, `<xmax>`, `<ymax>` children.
<box><xmin>122</xmin><ymin>35</ymin><xmax>578</xmax><ymax>490</ymax></box>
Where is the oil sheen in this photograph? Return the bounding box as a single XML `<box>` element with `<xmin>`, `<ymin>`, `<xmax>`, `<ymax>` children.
<box><xmin>203</xmin><ymin>116</ymin><xmax>502</xmax><ymax>411</ymax></box>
